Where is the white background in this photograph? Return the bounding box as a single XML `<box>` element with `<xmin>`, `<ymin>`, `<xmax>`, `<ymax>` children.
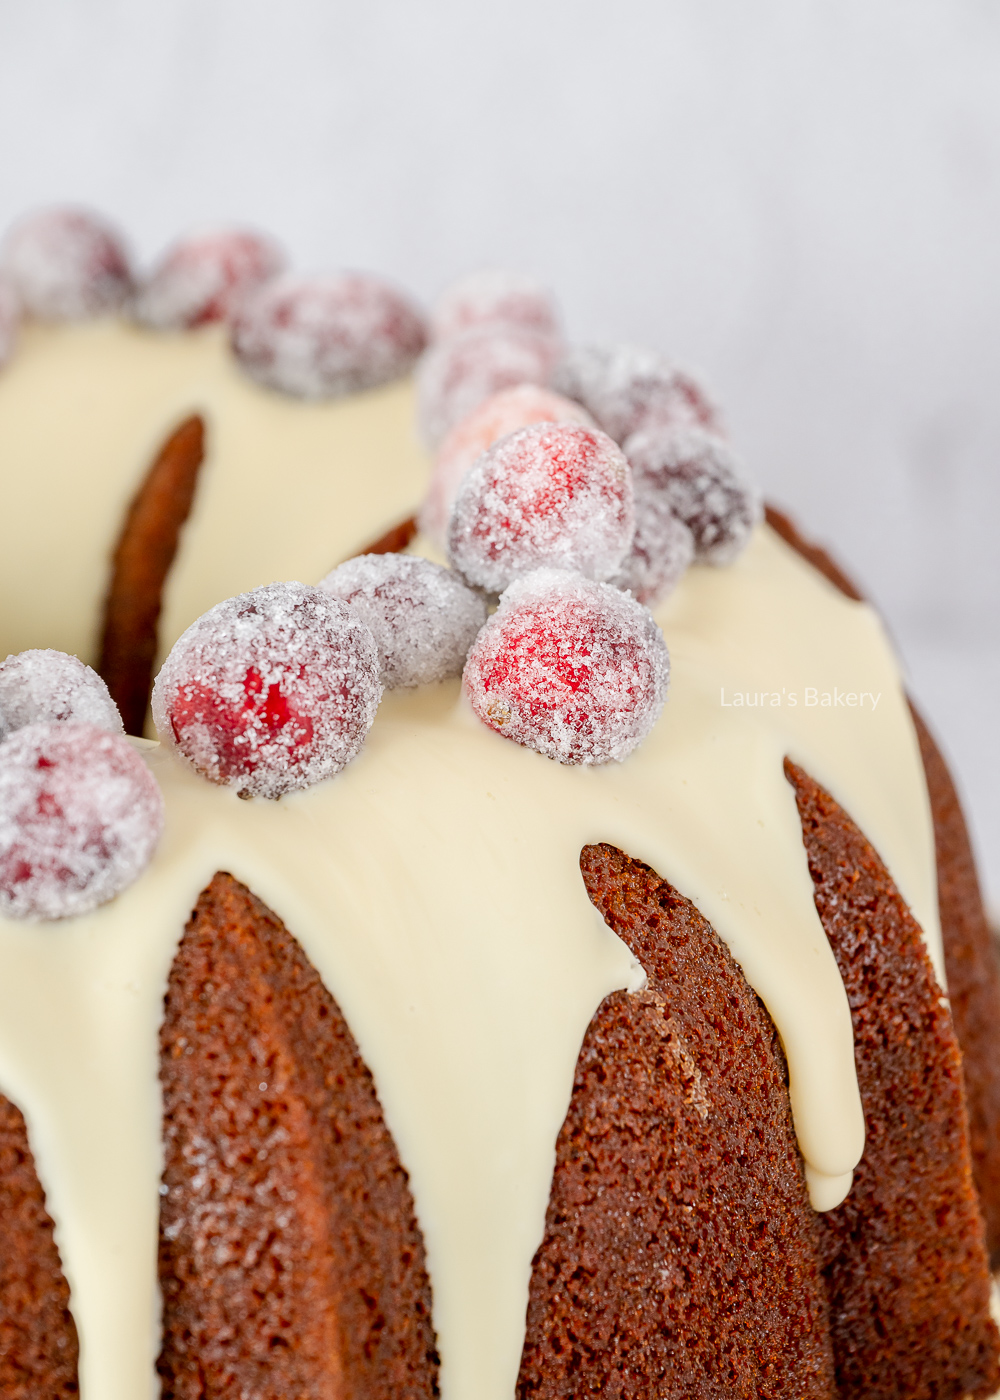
<box><xmin>1</xmin><ymin>0</ymin><xmax>997</xmax><ymax>908</ymax></box>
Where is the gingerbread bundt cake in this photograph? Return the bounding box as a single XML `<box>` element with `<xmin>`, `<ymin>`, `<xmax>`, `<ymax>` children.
<box><xmin>0</xmin><ymin>208</ymin><xmax>999</xmax><ymax>1399</ymax></box>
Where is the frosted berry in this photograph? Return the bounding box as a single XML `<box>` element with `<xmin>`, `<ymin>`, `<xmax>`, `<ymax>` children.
<box><xmin>419</xmin><ymin>384</ymin><xmax>595</xmax><ymax>551</ymax></box>
<box><xmin>464</xmin><ymin>569</ymin><xmax>669</xmax><ymax>765</ymax></box>
<box><xmin>320</xmin><ymin>554</ymin><xmax>486</xmax><ymax>689</ymax></box>
<box><xmin>447</xmin><ymin>422</ymin><xmax>634</xmax><ymax>593</ymax></box>
<box><xmin>0</xmin><ymin>274</ymin><xmax>20</xmax><ymax>368</ymax></box>
<box><xmin>151</xmin><ymin>582</ymin><xmax>381</xmax><ymax>799</ymax></box>
<box><xmin>624</xmin><ymin>426</ymin><xmax>761</xmax><ymax>565</ymax></box>
<box><xmin>231</xmin><ymin>272</ymin><xmax>427</xmax><ymax>398</ymax></box>
<box><xmin>0</xmin><ymin>650</ymin><xmax>124</xmax><ymax>742</ymax></box>
<box><xmin>609</xmin><ymin>496</ymin><xmax>694</xmax><ymax>606</ymax></box>
<box><xmin>432</xmin><ymin>270</ymin><xmax>560</xmax><ymax>344</ymax></box>
<box><xmin>0</xmin><ymin>207</ymin><xmax>133</xmax><ymax>320</ymax></box>
<box><xmin>0</xmin><ymin>722</ymin><xmax>164</xmax><ymax>921</ymax></box>
<box><xmin>134</xmin><ymin>228</ymin><xmax>286</xmax><ymax>330</ymax></box>
<box><xmin>553</xmin><ymin>344</ymin><xmax>719</xmax><ymax>444</ymax></box>
<box><xmin>416</xmin><ymin>324</ymin><xmax>561</xmax><ymax>448</ymax></box>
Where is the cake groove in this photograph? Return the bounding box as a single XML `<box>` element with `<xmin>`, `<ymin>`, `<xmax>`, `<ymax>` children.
<box><xmin>785</xmin><ymin>759</ymin><xmax>1000</xmax><ymax>1399</ymax></box>
<box><xmin>517</xmin><ymin>842</ymin><xmax>836</xmax><ymax>1399</ymax></box>
<box><xmin>158</xmin><ymin>872</ymin><xmax>439</xmax><ymax>1398</ymax></box>
<box><xmin>771</xmin><ymin>502</ymin><xmax>1000</xmax><ymax>1266</ymax></box>
<box><xmin>910</xmin><ymin>704</ymin><xmax>1000</xmax><ymax>1266</ymax></box>
<box><xmin>99</xmin><ymin>414</ymin><xmax>205</xmax><ymax>736</ymax></box>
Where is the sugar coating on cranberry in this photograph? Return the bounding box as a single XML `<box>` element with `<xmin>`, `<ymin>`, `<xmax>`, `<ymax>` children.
<box><xmin>416</xmin><ymin>324</ymin><xmax>562</xmax><ymax>448</ymax></box>
<box><xmin>609</xmin><ymin>497</ymin><xmax>695</xmax><ymax>606</ymax></box>
<box><xmin>552</xmin><ymin>343</ymin><xmax>720</xmax><ymax>444</ymax></box>
<box><xmin>464</xmin><ymin>569</ymin><xmax>669</xmax><ymax>765</ymax></box>
<box><xmin>320</xmin><ymin>554</ymin><xmax>487</xmax><ymax>689</ymax></box>
<box><xmin>231</xmin><ymin>272</ymin><xmax>428</xmax><ymax>399</ymax></box>
<box><xmin>134</xmin><ymin>228</ymin><xmax>286</xmax><ymax>330</ymax></box>
<box><xmin>0</xmin><ymin>207</ymin><xmax>133</xmax><ymax>320</ymax></box>
<box><xmin>0</xmin><ymin>722</ymin><xmax>164</xmax><ymax>921</ymax></box>
<box><xmin>0</xmin><ymin>274</ymin><xmax>20</xmax><ymax>368</ymax></box>
<box><xmin>432</xmin><ymin>270</ymin><xmax>560</xmax><ymax>344</ymax></box>
<box><xmin>151</xmin><ymin>582</ymin><xmax>381</xmax><ymax>799</ymax></box>
<box><xmin>447</xmin><ymin>422</ymin><xmax>634</xmax><ymax>594</ymax></box>
<box><xmin>419</xmin><ymin>384</ymin><xmax>596</xmax><ymax>551</ymax></box>
<box><xmin>0</xmin><ymin>650</ymin><xmax>124</xmax><ymax>743</ymax></box>
<box><xmin>624</xmin><ymin>426</ymin><xmax>761</xmax><ymax>565</ymax></box>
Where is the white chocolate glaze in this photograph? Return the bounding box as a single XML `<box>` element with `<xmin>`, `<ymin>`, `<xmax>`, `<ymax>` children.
<box><xmin>0</xmin><ymin>324</ymin><xmax>942</xmax><ymax>1400</ymax></box>
<box><xmin>0</xmin><ymin>321</ymin><xmax>427</xmax><ymax>684</ymax></box>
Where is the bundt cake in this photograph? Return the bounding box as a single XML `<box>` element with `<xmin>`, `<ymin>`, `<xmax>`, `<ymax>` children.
<box><xmin>1</xmin><ymin>209</ymin><xmax>999</xmax><ymax>1400</ymax></box>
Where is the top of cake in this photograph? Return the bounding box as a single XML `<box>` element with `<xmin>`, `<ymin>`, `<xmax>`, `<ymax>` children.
<box><xmin>0</xmin><ymin>207</ymin><xmax>943</xmax><ymax>1400</ymax></box>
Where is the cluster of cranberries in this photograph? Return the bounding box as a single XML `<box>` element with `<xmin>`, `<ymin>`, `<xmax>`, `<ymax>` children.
<box><xmin>0</xmin><ymin>651</ymin><xmax>163</xmax><ymax>921</ymax></box>
<box><xmin>0</xmin><ymin>206</ymin><xmax>428</xmax><ymax>395</ymax></box>
<box><xmin>0</xmin><ymin>244</ymin><xmax>766</xmax><ymax>919</ymax></box>
<box><xmin>413</xmin><ymin>272</ymin><xmax>763</xmax><ymax>761</ymax></box>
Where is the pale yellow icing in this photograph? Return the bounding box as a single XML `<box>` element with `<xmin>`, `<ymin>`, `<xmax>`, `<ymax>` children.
<box><xmin>0</xmin><ymin>320</ymin><xmax>427</xmax><ymax>682</ymax></box>
<box><xmin>0</xmin><ymin>323</ymin><xmax>943</xmax><ymax>1400</ymax></box>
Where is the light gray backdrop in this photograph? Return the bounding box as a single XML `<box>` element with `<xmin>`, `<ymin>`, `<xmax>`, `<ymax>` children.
<box><xmin>1</xmin><ymin>0</ymin><xmax>997</xmax><ymax>908</ymax></box>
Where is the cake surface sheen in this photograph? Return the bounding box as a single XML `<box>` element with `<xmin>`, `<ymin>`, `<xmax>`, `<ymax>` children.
<box><xmin>0</xmin><ymin>315</ymin><xmax>999</xmax><ymax>1399</ymax></box>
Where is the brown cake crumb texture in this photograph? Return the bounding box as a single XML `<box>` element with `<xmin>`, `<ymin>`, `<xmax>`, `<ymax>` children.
<box><xmin>910</xmin><ymin>703</ymin><xmax>1000</xmax><ymax>1264</ymax></box>
<box><xmin>157</xmin><ymin>871</ymin><xmax>439</xmax><ymax>1399</ymax></box>
<box><xmin>518</xmin><ymin>841</ymin><xmax>837</xmax><ymax>1400</ymax></box>
<box><xmin>785</xmin><ymin>759</ymin><xmax>999</xmax><ymax>1400</ymax></box>
<box><xmin>99</xmin><ymin>414</ymin><xmax>205</xmax><ymax>737</ymax></box>
<box><xmin>768</xmin><ymin>500</ymin><xmax>1000</xmax><ymax>1264</ymax></box>
<box><xmin>521</xmin><ymin>757</ymin><xmax>1000</xmax><ymax>1397</ymax></box>
<box><xmin>0</xmin><ymin>1094</ymin><xmax>79</xmax><ymax>1396</ymax></box>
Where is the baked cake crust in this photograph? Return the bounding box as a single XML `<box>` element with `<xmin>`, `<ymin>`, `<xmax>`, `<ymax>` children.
<box><xmin>0</xmin><ymin>1095</ymin><xmax>79</xmax><ymax>1397</ymax></box>
<box><xmin>157</xmin><ymin>873</ymin><xmax>439</xmax><ymax>1399</ymax></box>
<box><xmin>518</xmin><ymin>842</ymin><xmax>836</xmax><ymax>1399</ymax></box>
<box><xmin>767</xmin><ymin>502</ymin><xmax>1000</xmax><ymax>1266</ymax></box>
<box><xmin>786</xmin><ymin>760</ymin><xmax>1000</xmax><ymax>1400</ymax></box>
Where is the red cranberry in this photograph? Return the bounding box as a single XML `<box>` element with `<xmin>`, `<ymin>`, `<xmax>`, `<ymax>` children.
<box><xmin>231</xmin><ymin>272</ymin><xmax>427</xmax><ymax>398</ymax></box>
<box><xmin>0</xmin><ymin>722</ymin><xmax>164</xmax><ymax>920</ymax></box>
<box><xmin>320</xmin><ymin>554</ymin><xmax>486</xmax><ymax>689</ymax></box>
<box><xmin>624</xmin><ymin>426</ymin><xmax>761</xmax><ymax>565</ymax></box>
<box><xmin>609</xmin><ymin>495</ymin><xmax>694</xmax><ymax>606</ymax></box>
<box><xmin>552</xmin><ymin>344</ymin><xmax>720</xmax><ymax>444</ymax></box>
<box><xmin>0</xmin><ymin>207</ymin><xmax>133</xmax><ymax>320</ymax></box>
<box><xmin>0</xmin><ymin>650</ymin><xmax>123</xmax><ymax>742</ymax></box>
<box><xmin>151</xmin><ymin>582</ymin><xmax>382</xmax><ymax>798</ymax></box>
<box><xmin>419</xmin><ymin>384</ymin><xmax>595</xmax><ymax>551</ymax></box>
<box><xmin>463</xmin><ymin>569</ymin><xmax>669</xmax><ymax>765</ymax></box>
<box><xmin>447</xmin><ymin>421</ymin><xmax>633</xmax><ymax>593</ymax></box>
<box><xmin>432</xmin><ymin>269</ymin><xmax>560</xmax><ymax>343</ymax></box>
<box><xmin>416</xmin><ymin>324</ymin><xmax>562</xmax><ymax>448</ymax></box>
<box><xmin>135</xmin><ymin>228</ymin><xmax>286</xmax><ymax>330</ymax></box>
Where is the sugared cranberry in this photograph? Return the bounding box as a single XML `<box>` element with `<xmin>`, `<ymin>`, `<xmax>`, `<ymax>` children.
<box><xmin>432</xmin><ymin>270</ymin><xmax>560</xmax><ymax>344</ymax></box>
<box><xmin>419</xmin><ymin>384</ymin><xmax>595</xmax><ymax>551</ymax></box>
<box><xmin>0</xmin><ymin>207</ymin><xmax>133</xmax><ymax>320</ymax></box>
<box><xmin>447</xmin><ymin>422</ymin><xmax>634</xmax><ymax>593</ymax></box>
<box><xmin>552</xmin><ymin>343</ymin><xmax>720</xmax><ymax>444</ymax></box>
<box><xmin>0</xmin><ymin>722</ymin><xmax>164</xmax><ymax>921</ymax></box>
<box><xmin>320</xmin><ymin>554</ymin><xmax>486</xmax><ymax>689</ymax></box>
<box><xmin>624</xmin><ymin>426</ymin><xmax>761</xmax><ymax>565</ymax></box>
<box><xmin>0</xmin><ymin>274</ymin><xmax>20</xmax><ymax>368</ymax></box>
<box><xmin>231</xmin><ymin>272</ymin><xmax>427</xmax><ymax>398</ymax></box>
<box><xmin>464</xmin><ymin>569</ymin><xmax>669</xmax><ymax>765</ymax></box>
<box><xmin>134</xmin><ymin>228</ymin><xmax>286</xmax><ymax>330</ymax></box>
<box><xmin>416</xmin><ymin>324</ymin><xmax>562</xmax><ymax>448</ymax></box>
<box><xmin>0</xmin><ymin>650</ymin><xmax>124</xmax><ymax>742</ymax></box>
<box><xmin>151</xmin><ymin>582</ymin><xmax>381</xmax><ymax>798</ymax></box>
<box><xmin>609</xmin><ymin>496</ymin><xmax>694</xmax><ymax>606</ymax></box>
